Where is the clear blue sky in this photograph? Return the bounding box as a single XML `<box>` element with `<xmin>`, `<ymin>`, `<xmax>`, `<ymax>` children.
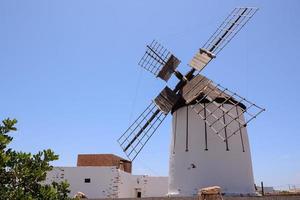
<box><xmin>1</xmin><ymin>0</ymin><xmax>299</xmax><ymax>189</ymax></box>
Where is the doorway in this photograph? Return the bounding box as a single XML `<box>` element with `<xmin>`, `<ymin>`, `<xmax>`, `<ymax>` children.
<box><xmin>135</xmin><ymin>188</ymin><xmax>142</xmax><ymax>198</ymax></box>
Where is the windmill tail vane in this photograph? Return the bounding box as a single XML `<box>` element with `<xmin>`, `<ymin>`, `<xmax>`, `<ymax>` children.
<box><xmin>187</xmin><ymin>76</ymin><xmax>265</xmax><ymax>142</ymax></box>
<box><xmin>118</xmin><ymin>7</ymin><xmax>264</xmax><ymax>161</ymax></box>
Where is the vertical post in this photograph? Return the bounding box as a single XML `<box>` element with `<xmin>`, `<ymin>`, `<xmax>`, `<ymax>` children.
<box><xmin>173</xmin><ymin>112</ymin><xmax>177</xmax><ymax>154</ymax></box>
<box><xmin>204</xmin><ymin>103</ymin><xmax>208</xmax><ymax>151</ymax></box>
<box><xmin>186</xmin><ymin>106</ymin><xmax>189</xmax><ymax>152</ymax></box>
<box><xmin>236</xmin><ymin>106</ymin><xmax>245</xmax><ymax>152</ymax></box>
<box><xmin>222</xmin><ymin>105</ymin><xmax>229</xmax><ymax>151</ymax></box>
<box><xmin>261</xmin><ymin>181</ymin><xmax>264</xmax><ymax>196</ymax></box>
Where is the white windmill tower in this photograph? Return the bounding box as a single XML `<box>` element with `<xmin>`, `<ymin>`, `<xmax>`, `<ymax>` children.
<box><xmin>118</xmin><ymin>7</ymin><xmax>264</xmax><ymax>196</ymax></box>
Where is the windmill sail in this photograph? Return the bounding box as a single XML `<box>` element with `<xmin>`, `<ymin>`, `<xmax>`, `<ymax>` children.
<box><xmin>189</xmin><ymin>7</ymin><xmax>258</xmax><ymax>71</ymax></box>
<box><xmin>138</xmin><ymin>40</ymin><xmax>180</xmax><ymax>81</ymax></box>
<box><xmin>118</xmin><ymin>102</ymin><xmax>167</xmax><ymax>161</ymax></box>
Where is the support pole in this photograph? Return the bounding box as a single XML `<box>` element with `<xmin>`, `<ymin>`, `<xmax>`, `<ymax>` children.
<box><xmin>261</xmin><ymin>181</ymin><xmax>264</xmax><ymax>196</ymax></box>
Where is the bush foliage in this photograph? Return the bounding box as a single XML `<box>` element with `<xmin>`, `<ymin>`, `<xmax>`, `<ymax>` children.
<box><xmin>0</xmin><ymin>118</ymin><xmax>73</xmax><ymax>199</ymax></box>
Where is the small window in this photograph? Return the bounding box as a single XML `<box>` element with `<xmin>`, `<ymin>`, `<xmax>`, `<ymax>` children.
<box><xmin>84</xmin><ymin>178</ymin><xmax>91</xmax><ymax>183</ymax></box>
<box><xmin>137</xmin><ymin>191</ymin><xmax>142</xmax><ymax>198</ymax></box>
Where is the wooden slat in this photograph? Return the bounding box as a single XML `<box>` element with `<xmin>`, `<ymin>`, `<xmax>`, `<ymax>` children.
<box><xmin>154</xmin><ymin>86</ymin><xmax>179</xmax><ymax>114</ymax></box>
<box><xmin>182</xmin><ymin>75</ymin><xmax>230</xmax><ymax>104</ymax></box>
<box><xmin>189</xmin><ymin>49</ymin><xmax>215</xmax><ymax>71</ymax></box>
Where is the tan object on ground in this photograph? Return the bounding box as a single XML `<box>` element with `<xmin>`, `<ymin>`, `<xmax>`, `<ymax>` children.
<box><xmin>74</xmin><ymin>191</ymin><xmax>88</xmax><ymax>199</ymax></box>
<box><xmin>198</xmin><ymin>186</ymin><xmax>223</xmax><ymax>200</ymax></box>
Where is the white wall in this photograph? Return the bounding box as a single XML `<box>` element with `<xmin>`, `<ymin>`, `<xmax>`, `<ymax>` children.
<box><xmin>123</xmin><ymin>173</ymin><xmax>168</xmax><ymax>198</ymax></box>
<box><xmin>142</xmin><ymin>176</ymin><xmax>168</xmax><ymax>197</ymax></box>
<box><xmin>118</xmin><ymin>169</ymin><xmax>135</xmax><ymax>197</ymax></box>
<box><xmin>46</xmin><ymin>166</ymin><xmax>168</xmax><ymax>199</ymax></box>
<box><xmin>115</xmin><ymin>170</ymin><xmax>168</xmax><ymax>198</ymax></box>
<box><xmin>45</xmin><ymin>166</ymin><xmax>119</xmax><ymax>198</ymax></box>
<box><xmin>169</xmin><ymin>104</ymin><xmax>255</xmax><ymax>196</ymax></box>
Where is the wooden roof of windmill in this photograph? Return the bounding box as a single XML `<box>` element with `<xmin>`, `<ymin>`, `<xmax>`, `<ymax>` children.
<box><xmin>172</xmin><ymin>74</ymin><xmax>246</xmax><ymax>112</ymax></box>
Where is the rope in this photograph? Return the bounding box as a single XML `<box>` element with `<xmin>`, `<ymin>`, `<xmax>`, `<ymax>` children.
<box><xmin>128</xmin><ymin>68</ymin><xmax>143</xmax><ymax>126</ymax></box>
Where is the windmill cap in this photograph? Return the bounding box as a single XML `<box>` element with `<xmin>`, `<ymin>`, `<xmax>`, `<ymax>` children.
<box><xmin>171</xmin><ymin>74</ymin><xmax>246</xmax><ymax>113</ymax></box>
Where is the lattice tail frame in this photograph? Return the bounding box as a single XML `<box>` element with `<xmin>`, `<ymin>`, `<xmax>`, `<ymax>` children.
<box><xmin>117</xmin><ymin>102</ymin><xmax>166</xmax><ymax>161</ymax></box>
<box><xmin>190</xmin><ymin>81</ymin><xmax>265</xmax><ymax>142</ymax></box>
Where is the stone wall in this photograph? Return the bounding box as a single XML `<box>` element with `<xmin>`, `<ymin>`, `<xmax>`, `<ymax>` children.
<box><xmin>90</xmin><ymin>196</ymin><xmax>300</xmax><ymax>200</ymax></box>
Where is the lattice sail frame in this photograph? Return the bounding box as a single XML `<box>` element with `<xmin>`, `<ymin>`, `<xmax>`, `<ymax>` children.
<box><xmin>202</xmin><ymin>7</ymin><xmax>258</xmax><ymax>55</ymax></box>
<box><xmin>189</xmin><ymin>7</ymin><xmax>258</xmax><ymax>71</ymax></box>
<box><xmin>117</xmin><ymin>102</ymin><xmax>166</xmax><ymax>161</ymax></box>
<box><xmin>138</xmin><ymin>40</ymin><xmax>180</xmax><ymax>81</ymax></box>
<box><xmin>186</xmin><ymin>77</ymin><xmax>265</xmax><ymax>142</ymax></box>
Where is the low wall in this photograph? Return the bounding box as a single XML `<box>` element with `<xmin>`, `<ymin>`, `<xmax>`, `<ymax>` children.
<box><xmin>225</xmin><ymin>196</ymin><xmax>300</xmax><ymax>200</ymax></box>
<box><xmin>90</xmin><ymin>196</ymin><xmax>300</xmax><ymax>200</ymax></box>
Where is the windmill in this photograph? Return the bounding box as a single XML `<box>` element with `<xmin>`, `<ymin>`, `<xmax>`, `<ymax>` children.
<box><xmin>118</xmin><ymin>7</ymin><xmax>265</xmax><ymax>196</ymax></box>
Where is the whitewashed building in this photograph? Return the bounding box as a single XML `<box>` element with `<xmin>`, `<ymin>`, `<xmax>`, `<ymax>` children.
<box><xmin>45</xmin><ymin>154</ymin><xmax>168</xmax><ymax>199</ymax></box>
